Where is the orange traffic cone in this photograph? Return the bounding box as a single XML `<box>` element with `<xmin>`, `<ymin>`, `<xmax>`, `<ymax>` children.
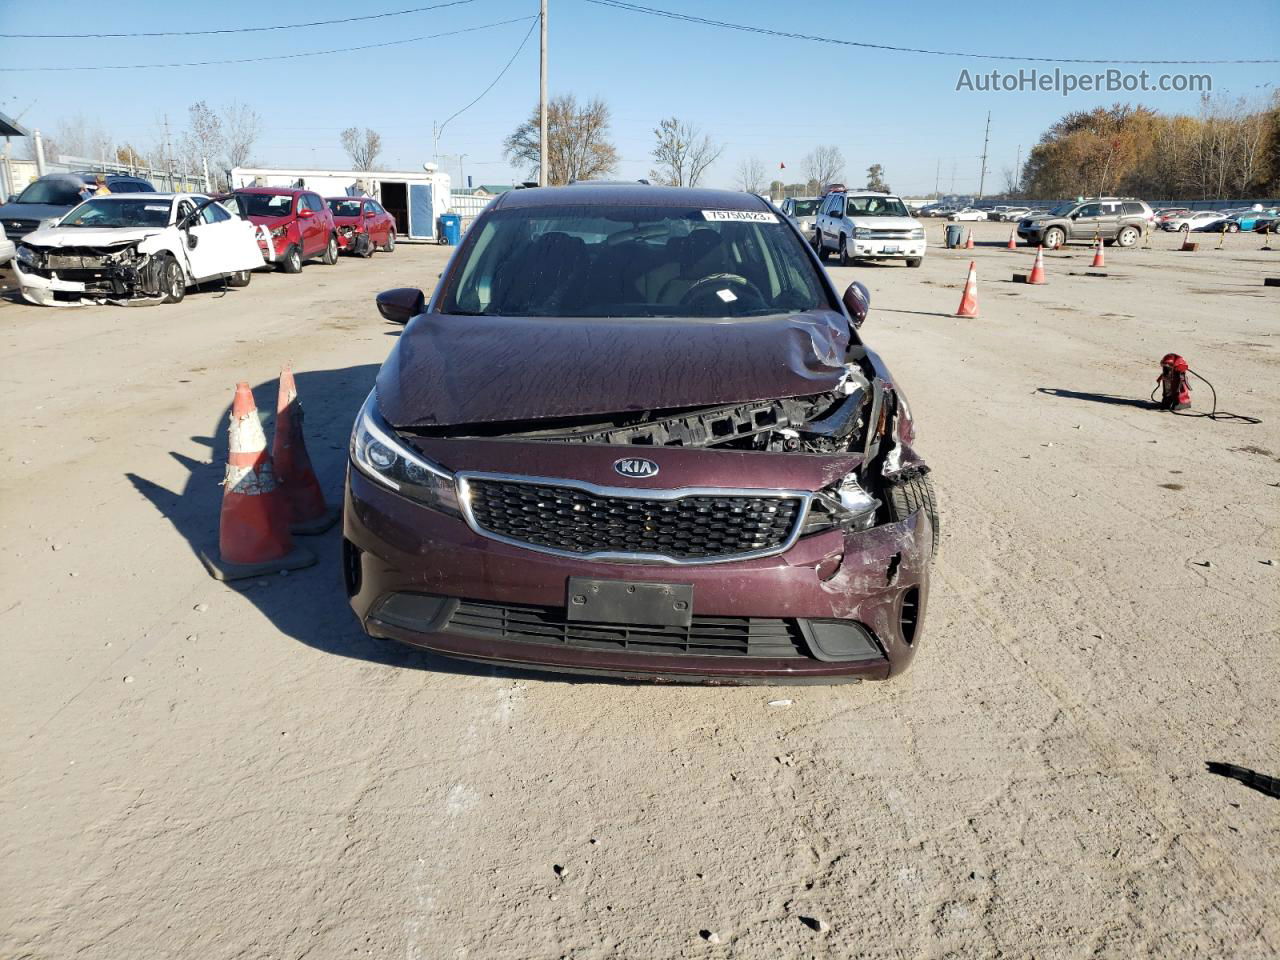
<box><xmin>1006</xmin><ymin>228</ymin><xmax>1017</xmax><ymax>250</ymax></box>
<box><xmin>272</xmin><ymin>364</ymin><xmax>339</xmax><ymax>535</ymax></box>
<box><xmin>1027</xmin><ymin>245</ymin><xmax>1047</xmax><ymax>284</ymax></box>
<box><xmin>200</xmin><ymin>382</ymin><xmax>316</xmax><ymax>581</ymax></box>
<box><xmin>1179</xmin><ymin>231</ymin><xmax>1197</xmax><ymax>252</ymax></box>
<box><xmin>1091</xmin><ymin>237</ymin><xmax>1105</xmax><ymax>268</ymax></box>
<box><xmin>955</xmin><ymin>261</ymin><xmax>979</xmax><ymax>318</ymax></box>
<box><xmin>964</xmin><ymin>229</ymin><xmax>975</xmax><ymax>249</ymax></box>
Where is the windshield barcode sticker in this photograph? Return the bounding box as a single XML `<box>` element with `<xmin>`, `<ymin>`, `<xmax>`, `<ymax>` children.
<box><xmin>145</xmin><ymin>204</ymin><xmax>169</xmax><ymax>211</ymax></box>
<box><xmin>702</xmin><ymin>210</ymin><xmax>778</xmax><ymax>223</ymax></box>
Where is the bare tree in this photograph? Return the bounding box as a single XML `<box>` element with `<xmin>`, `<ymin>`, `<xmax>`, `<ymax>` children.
<box><xmin>222</xmin><ymin>101</ymin><xmax>262</xmax><ymax>169</ymax></box>
<box><xmin>803</xmin><ymin>145</ymin><xmax>845</xmax><ymax>189</ymax></box>
<box><xmin>341</xmin><ymin>126</ymin><xmax>383</xmax><ymax>170</ymax></box>
<box><xmin>735</xmin><ymin>155</ymin><xmax>766</xmax><ymax>193</ymax></box>
<box><xmin>504</xmin><ymin>94</ymin><xmax>618</xmax><ymax>185</ymax></box>
<box><xmin>649</xmin><ymin>117</ymin><xmax>723</xmax><ymax>187</ymax></box>
<box><xmin>44</xmin><ymin>114</ymin><xmax>114</xmax><ymax>163</ymax></box>
<box><xmin>865</xmin><ymin>163</ymin><xmax>890</xmax><ymax>192</ymax></box>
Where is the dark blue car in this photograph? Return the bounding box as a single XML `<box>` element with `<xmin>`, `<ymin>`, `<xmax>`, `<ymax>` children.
<box><xmin>0</xmin><ymin>172</ymin><xmax>155</xmax><ymax>243</ymax></box>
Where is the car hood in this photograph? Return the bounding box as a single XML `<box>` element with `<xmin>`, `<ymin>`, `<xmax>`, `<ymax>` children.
<box><xmin>846</xmin><ymin>216</ymin><xmax>920</xmax><ymax>230</ymax></box>
<box><xmin>246</xmin><ymin>214</ymin><xmax>291</xmax><ymax>227</ymax></box>
<box><xmin>377</xmin><ymin>310</ymin><xmax>853</xmax><ymax>428</ymax></box>
<box><xmin>0</xmin><ymin>202</ymin><xmax>75</xmax><ymax>225</ymax></box>
<box><xmin>21</xmin><ymin>225</ymin><xmax>167</xmax><ymax>248</ymax></box>
<box><xmin>331</xmin><ymin>215</ymin><xmax>362</xmax><ymax>226</ymax></box>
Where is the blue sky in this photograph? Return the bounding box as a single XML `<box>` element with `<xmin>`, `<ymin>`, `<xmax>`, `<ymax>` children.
<box><xmin>2</xmin><ymin>0</ymin><xmax>1276</xmax><ymax>193</ymax></box>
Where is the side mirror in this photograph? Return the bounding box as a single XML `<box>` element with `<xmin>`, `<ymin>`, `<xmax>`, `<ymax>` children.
<box><xmin>1069</xmin><ymin>212</ymin><xmax>1079</xmax><ymax>220</ymax></box>
<box><xmin>376</xmin><ymin>287</ymin><xmax>425</xmax><ymax>324</ymax></box>
<box><xmin>842</xmin><ymin>281</ymin><xmax>870</xmax><ymax>328</ymax></box>
<box><xmin>297</xmin><ymin>208</ymin><xmax>314</xmax><ymax>219</ymax></box>
<box><xmin>187</xmin><ymin>233</ymin><xmax>199</xmax><ymax>250</ymax></box>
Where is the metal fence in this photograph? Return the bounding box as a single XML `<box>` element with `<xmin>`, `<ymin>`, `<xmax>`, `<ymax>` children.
<box><xmin>1</xmin><ymin>154</ymin><xmax>210</xmax><ymax>202</ymax></box>
<box><xmin>447</xmin><ymin>192</ymin><xmax>498</xmax><ymax>235</ymax></box>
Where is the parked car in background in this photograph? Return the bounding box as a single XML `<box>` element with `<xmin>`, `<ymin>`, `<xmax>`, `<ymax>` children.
<box><xmin>1223</xmin><ymin>207</ymin><xmax>1279</xmax><ymax>232</ymax></box>
<box><xmin>326</xmin><ymin>196</ymin><xmax>397</xmax><ymax>257</ymax></box>
<box><xmin>12</xmin><ymin>193</ymin><xmax>262</xmax><ymax>306</ymax></box>
<box><xmin>1251</xmin><ymin>212</ymin><xmax>1280</xmax><ymax>234</ymax></box>
<box><xmin>814</xmin><ymin>188</ymin><xmax>927</xmax><ymax>267</ymax></box>
<box><xmin>1161</xmin><ymin>210</ymin><xmax>1225</xmax><ymax>232</ymax></box>
<box><xmin>991</xmin><ymin>206</ymin><xmax>1030</xmax><ymax>222</ymax></box>
<box><xmin>1018</xmin><ymin>198</ymin><xmax>1152</xmax><ymax>249</ymax></box>
<box><xmin>232</xmin><ymin>187</ymin><xmax>338</xmax><ymax>273</ymax></box>
<box><xmin>947</xmin><ymin>208</ymin><xmax>987</xmax><ymax>221</ymax></box>
<box><xmin>1153</xmin><ymin>207</ymin><xmax>1191</xmax><ymax>227</ymax></box>
<box><xmin>779</xmin><ymin>196</ymin><xmax>822</xmax><ymax>243</ymax></box>
<box><xmin>0</xmin><ymin>172</ymin><xmax>155</xmax><ymax>244</ymax></box>
<box><xmin>346</xmin><ymin>183</ymin><xmax>936</xmax><ymax>683</ymax></box>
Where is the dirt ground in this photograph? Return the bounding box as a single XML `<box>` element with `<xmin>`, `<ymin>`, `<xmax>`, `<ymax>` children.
<box><xmin>2</xmin><ymin>221</ymin><xmax>1277</xmax><ymax>959</ymax></box>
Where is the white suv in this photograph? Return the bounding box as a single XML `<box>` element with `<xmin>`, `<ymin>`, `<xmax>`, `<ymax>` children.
<box><xmin>813</xmin><ymin>190</ymin><xmax>926</xmax><ymax>267</ymax></box>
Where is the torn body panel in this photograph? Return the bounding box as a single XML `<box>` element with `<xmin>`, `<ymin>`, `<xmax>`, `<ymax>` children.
<box><xmin>13</xmin><ymin>242</ymin><xmax>171</xmax><ymax>306</ymax></box>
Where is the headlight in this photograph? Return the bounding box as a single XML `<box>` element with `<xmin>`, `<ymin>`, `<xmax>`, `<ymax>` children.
<box><xmin>910</xmin><ymin>227</ymin><xmax>925</xmax><ymax>239</ymax></box>
<box><xmin>802</xmin><ymin>473</ymin><xmax>880</xmax><ymax>535</ymax></box>
<box><xmin>852</xmin><ymin>227</ymin><xmax>872</xmax><ymax>239</ymax></box>
<box><xmin>16</xmin><ymin>244</ymin><xmax>37</xmax><ymax>265</ymax></box>
<box><xmin>350</xmin><ymin>392</ymin><xmax>461</xmax><ymax>517</ymax></box>
<box><xmin>270</xmin><ymin>226</ymin><xmax>288</xmax><ymax>238</ymax></box>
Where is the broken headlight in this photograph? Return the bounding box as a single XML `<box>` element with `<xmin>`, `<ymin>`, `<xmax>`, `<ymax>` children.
<box><xmin>15</xmin><ymin>244</ymin><xmax>40</xmax><ymax>267</ymax></box>
<box><xmin>350</xmin><ymin>391</ymin><xmax>461</xmax><ymax>517</ymax></box>
<box><xmin>803</xmin><ymin>474</ymin><xmax>879</xmax><ymax>536</ymax></box>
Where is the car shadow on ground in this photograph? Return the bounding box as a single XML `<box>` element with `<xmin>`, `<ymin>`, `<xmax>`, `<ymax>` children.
<box><xmin>125</xmin><ymin>363</ymin><xmax>619</xmax><ymax>684</ymax></box>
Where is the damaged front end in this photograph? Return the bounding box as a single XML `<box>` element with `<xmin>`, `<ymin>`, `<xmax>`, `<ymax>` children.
<box><xmin>14</xmin><ymin>242</ymin><xmax>170</xmax><ymax>306</ymax></box>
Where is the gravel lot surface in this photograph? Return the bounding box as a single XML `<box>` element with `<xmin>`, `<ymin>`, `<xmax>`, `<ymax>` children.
<box><xmin>2</xmin><ymin>222</ymin><xmax>1277</xmax><ymax>958</ymax></box>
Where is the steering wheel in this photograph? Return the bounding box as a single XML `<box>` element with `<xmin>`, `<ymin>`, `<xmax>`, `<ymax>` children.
<box><xmin>677</xmin><ymin>273</ymin><xmax>767</xmax><ymax>312</ymax></box>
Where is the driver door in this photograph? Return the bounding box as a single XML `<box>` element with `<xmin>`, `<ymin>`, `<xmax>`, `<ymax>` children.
<box><xmin>1070</xmin><ymin>203</ymin><xmax>1102</xmax><ymax>240</ymax></box>
<box><xmin>184</xmin><ymin>198</ymin><xmax>264</xmax><ymax>280</ymax></box>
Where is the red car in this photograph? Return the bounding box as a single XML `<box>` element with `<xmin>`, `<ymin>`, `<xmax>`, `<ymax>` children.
<box><xmin>233</xmin><ymin>187</ymin><xmax>338</xmax><ymax>273</ymax></box>
<box><xmin>326</xmin><ymin>196</ymin><xmax>397</xmax><ymax>257</ymax></box>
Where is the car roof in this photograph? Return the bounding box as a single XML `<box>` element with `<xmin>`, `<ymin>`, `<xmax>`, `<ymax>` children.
<box><xmin>325</xmin><ymin>195</ymin><xmax>371</xmax><ymax>201</ymax></box>
<box><xmin>492</xmin><ymin>183</ymin><xmax>771</xmax><ymax>212</ymax></box>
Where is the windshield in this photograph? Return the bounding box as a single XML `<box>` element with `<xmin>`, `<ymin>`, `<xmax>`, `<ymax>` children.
<box><xmin>60</xmin><ymin>198</ymin><xmax>171</xmax><ymax>228</ymax></box>
<box><xmin>790</xmin><ymin>199</ymin><xmax>820</xmax><ymax>217</ymax></box>
<box><xmin>235</xmin><ymin>192</ymin><xmax>294</xmax><ymax>218</ymax></box>
<box><xmin>441</xmin><ymin>204</ymin><xmax>828</xmax><ymax>319</ymax></box>
<box><xmin>15</xmin><ymin>179</ymin><xmax>86</xmax><ymax>206</ymax></box>
<box><xmin>844</xmin><ymin>196</ymin><xmax>910</xmax><ymax>217</ymax></box>
<box><xmin>328</xmin><ymin>199</ymin><xmax>363</xmax><ymax>218</ymax></box>
<box><xmin>1047</xmin><ymin>202</ymin><xmax>1078</xmax><ymax>216</ymax></box>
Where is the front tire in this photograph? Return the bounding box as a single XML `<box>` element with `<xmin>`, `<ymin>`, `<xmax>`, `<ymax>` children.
<box><xmin>1043</xmin><ymin>227</ymin><xmax>1065</xmax><ymax>250</ymax></box>
<box><xmin>227</xmin><ymin>270</ymin><xmax>252</xmax><ymax>287</ymax></box>
<box><xmin>815</xmin><ymin>231</ymin><xmax>829</xmax><ymax>262</ymax></box>
<box><xmin>280</xmin><ymin>245</ymin><xmax>303</xmax><ymax>274</ymax></box>
<box><xmin>906</xmin><ymin>257</ymin><xmax>922</xmax><ymax>268</ymax></box>
<box><xmin>159</xmin><ymin>255</ymin><xmax>185</xmax><ymax>304</ymax></box>
<box><xmin>1227</xmin><ymin>223</ymin><xmax>1240</xmax><ymax>233</ymax></box>
<box><xmin>886</xmin><ymin>473</ymin><xmax>940</xmax><ymax>562</ymax></box>
<box><xmin>838</xmin><ymin>236</ymin><xmax>850</xmax><ymax>267</ymax></box>
<box><xmin>322</xmin><ymin>235</ymin><xmax>339</xmax><ymax>265</ymax></box>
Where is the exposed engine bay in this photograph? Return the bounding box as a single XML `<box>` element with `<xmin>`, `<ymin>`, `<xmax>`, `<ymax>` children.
<box><xmin>15</xmin><ymin>242</ymin><xmax>171</xmax><ymax>304</ymax></box>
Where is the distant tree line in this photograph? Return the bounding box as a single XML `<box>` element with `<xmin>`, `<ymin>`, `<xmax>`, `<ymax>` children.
<box><xmin>1021</xmin><ymin>93</ymin><xmax>1280</xmax><ymax>200</ymax></box>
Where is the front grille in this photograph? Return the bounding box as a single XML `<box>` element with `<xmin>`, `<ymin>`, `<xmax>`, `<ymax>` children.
<box><xmin>46</xmin><ymin>253</ymin><xmax>111</xmax><ymax>271</ymax></box>
<box><xmin>446</xmin><ymin>598</ymin><xmax>810</xmax><ymax>658</ymax></box>
<box><xmin>465</xmin><ymin>477</ymin><xmax>803</xmax><ymax>561</ymax></box>
<box><xmin>4</xmin><ymin>219</ymin><xmax>38</xmax><ymax>241</ymax></box>
<box><xmin>865</xmin><ymin>229</ymin><xmax>913</xmax><ymax>240</ymax></box>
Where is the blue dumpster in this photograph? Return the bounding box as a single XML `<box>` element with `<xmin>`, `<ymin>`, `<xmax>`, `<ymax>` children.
<box><xmin>945</xmin><ymin>224</ymin><xmax>963</xmax><ymax>248</ymax></box>
<box><xmin>439</xmin><ymin>213</ymin><xmax>462</xmax><ymax>246</ymax></box>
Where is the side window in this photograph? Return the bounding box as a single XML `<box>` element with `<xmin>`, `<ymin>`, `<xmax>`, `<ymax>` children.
<box><xmin>176</xmin><ymin>200</ymin><xmax>195</xmax><ymax>223</ymax></box>
<box><xmin>307</xmin><ymin>194</ymin><xmax>325</xmax><ymax>213</ymax></box>
<box><xmin>1077</xmin><ymin>203</ymin><xmax>1101</xmax><ymax>218</ymax></box>
<box><xmin>110</xmin><ymin>181</ymin><xmax>135</xmax><ymax>193</ymax></box>
<box><xmin>1100</xmin><ymin>203</ymin><xmax>1120</xmax><ymax>215</ymax></box>
<box><xmin>201</xmin><ymin>202</ymin><xmax>232</xmax><ymax>224</ymax></box>
<box><xmin>1122</xmin><ymin>202</ymin><xmax>1143</xmax><ymax>216</ymax></box>
<box><xmin>368</xmin><ymin>200</ymin><xmax>385</xmax><ymax>215</ymax></box>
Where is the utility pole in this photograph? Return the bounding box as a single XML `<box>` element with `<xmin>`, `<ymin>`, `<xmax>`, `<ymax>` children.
<box><xmin>539</xmin><ymin>0</ymin><xmax>548</xmax><ymax>187</ymax></box>
<box><xmin>1013</xmin><ymin>143</ymin><xmax>1022</xmax><ymax>196</ymax></box>
<box><xmin>933</xmin><ymin>158</ymin><xmax>940</xmax><ymax>199</ymax></box>
<box><xmin>977</xmin><ymin>111</ymin><xmax>991</xmax><ymax>200</ymax></box>
<box><xmin>949</xmin><ymin>159</ymin><xmax>956</xmax><ymax>195</ymax></box>
<box><xmin>163</xmin><ymin>114</ymin><xmax>174</xmax><ymax>192</ymax></box>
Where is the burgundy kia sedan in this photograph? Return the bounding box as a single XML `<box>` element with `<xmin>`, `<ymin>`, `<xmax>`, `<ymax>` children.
<box><xmin>343</xmin><ymin>183</ymin><xmax>938</xmax><ymax>683</ymax></box>
<box><xmin>326</xmin><ymin>195</ymin><xmax>396</xmax><ymax>257</ymax></box>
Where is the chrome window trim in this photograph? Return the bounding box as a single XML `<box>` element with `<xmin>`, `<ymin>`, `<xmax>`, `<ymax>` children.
<box><xmin>455</xmin><ymin>470</ymin><xmax>813</xmax><ymax>566</ymax></box>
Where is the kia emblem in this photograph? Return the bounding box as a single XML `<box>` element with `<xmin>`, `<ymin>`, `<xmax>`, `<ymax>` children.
<box><xmin>614</xmin><ymin>457</ymin><xmax>659</xmax><ymax>479</ymax></box>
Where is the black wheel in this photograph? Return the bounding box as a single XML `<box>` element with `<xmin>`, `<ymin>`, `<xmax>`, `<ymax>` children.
<box><xmin>360</xmin><ymin>235</ymin><xmax>375</xmax><ymax>258</ymax></box>
<box><xmin>382</xmin><ymin>230</ymin><xmax>396</xmax><ymax>253</ymax></box>
<box><xmin>886</xmin><ymin>473</ymin><xmax>940</xmax><ymax>561</ymax></box>
<box><xmin>322</xmin><ymin>235</ymin><xmax>338</xmax><ymax>265</ymax></box>
<box><xmin>227</xmin><ymin>270</ymin><xmax>252</xmax><ymax>287</ymax></box>
<box><xmin>838</xmin><ymin>236</ymin><xmax>850</xmax><ymax>267</ymax></box>
<box><xmin>1043</xmin><ymin>227</ymin><xmax>1065</xmax><ymax>250</ymax></box>
<box><xmin>280</xmin><ymin>245</ymin><xmax>302</xmax><ymax>274</ymax></box>
<box><xmin>815</xmin><ymin>231</ymin><xmax>829</xmax><ymax>262</ymax></box>
<box><xmin>1116</xmin><ymin>226</ymin><xmax>1139</xmax><ymax>247</ymax></box>
<box><xmin>1227</xmin><ymin>223</ymin><xmax>1240</xmax><ymax>233</ymax></box>
<box><xmin>906</xmin><ymin>257</ymin><xmax>923</xmax><ymax>268</ymax></box>
<box><xmin>159</xmin><ymin>255</ymin><xmax>185</xmax><ymax>304</ymax></box>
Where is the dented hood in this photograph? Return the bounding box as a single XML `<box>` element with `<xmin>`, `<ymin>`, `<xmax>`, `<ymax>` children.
<box><xmin>22</xmin><ymin>225</ymin><xmax>164</xmax><ymax>249</ymax></box>
<box><xmin>376</xmin><ymin>310</ymin><xmax>852</xmax><ymax>428</ymax></box>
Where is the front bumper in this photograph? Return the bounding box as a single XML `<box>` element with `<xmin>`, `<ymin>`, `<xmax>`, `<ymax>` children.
<box><xmin>344</xmin><ymin>468</ymin><xmax>930</xmax><ymax>682</ymax></box>
<box><xmin>848</xmin><ymin>238</ymin><xmax>927</xmax><ymax>260</ymax></box>
<box><xmin>13</xmin><ymin>260</ymin><xmax>86</xmax><ymax>306</ymax></box>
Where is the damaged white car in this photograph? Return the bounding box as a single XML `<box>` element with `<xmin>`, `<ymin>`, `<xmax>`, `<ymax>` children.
<box><xmin>12</xmin><ymin>194</ymin><xmax>265</xmax><ymax>306</ymax></box>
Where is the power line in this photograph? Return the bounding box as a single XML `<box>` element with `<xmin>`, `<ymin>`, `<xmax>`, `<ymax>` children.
<box><xmin>437</xmin><ymin>15</ymin><xmax>539</xmax><ymax>142</ymax></box>
<box><xmin>585</xmin><ymin>0</ymin><xmax>1279</xmax><ymax>65</ymax></box>
<box><xmin>1</xmin><ymin>0</ymin><xmax>478</xmax><ymax>39</ymax></box>
<box><xmin>0</xmin><ymin>16</ymin><xmax>537</xmax><ymax>72</ymax></box>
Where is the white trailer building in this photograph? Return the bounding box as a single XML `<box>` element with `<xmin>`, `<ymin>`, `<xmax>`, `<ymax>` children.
<box><xmin>229</xmin><ymin>166</ymin><xmax>452</xmax><ymax>242</ymax></box>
